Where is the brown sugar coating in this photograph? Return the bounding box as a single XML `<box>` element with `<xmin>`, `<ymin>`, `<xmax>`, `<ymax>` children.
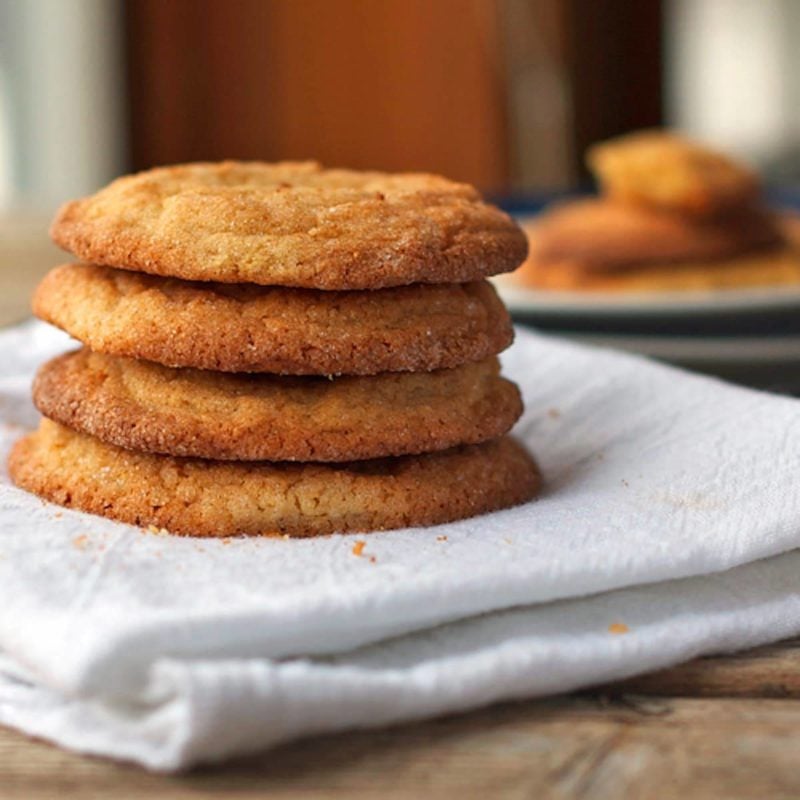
<box><xmin>33</xmin><ymin>265</ymin><xmax>514</xmax><ymax>375</ymax></box>
<box><xmin>587</xmin><ymin>130</ymin><xmax>760</xmax><ymax>217</ymax></box>
<box><xmin>525</xmin><ymin>199</ymin><xmax>781</xmax><ymax>272</ymax></box>
<box><xmin>33</xmin><ymin>349</ymin><xmax>523</xmax><ymax>462</ymax></box>
<box><xmin>50</xmin><ymin>161</ymin><xmax>528</xmax><ymax>289</ymax></box>
<box><xmin>8</xmin><ymin>420</ymin><xmax>541</xmax><ymax>537</ymax></box>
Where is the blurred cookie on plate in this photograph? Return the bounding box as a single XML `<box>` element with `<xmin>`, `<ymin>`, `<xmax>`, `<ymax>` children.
<box><xmin>515</xmin><ymin>131</ymin><xmax>800</xmax><ymax>293</ymax></box>
<box><xmin>587</xmin><ymin>130</ymin><xmax>759</xmax><ymax>218</ymax></box>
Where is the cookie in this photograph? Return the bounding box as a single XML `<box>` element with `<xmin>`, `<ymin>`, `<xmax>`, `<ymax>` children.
<box><xmin>526</xmin><ymin>200</ymin><xmax>780</xmax><ymax>271</ymax></box>
<box><xmin>34</xmin><ymin>349</ymin><xmax>522</xmax><ymax>461</ymax></box>
<box><xmin>50</xmin><ymin>161</ymin><xmax>527</xmax><ymax>289</ymax></box>
<box><xmin>587</xmin><ymin>131</ymin><xmax>759</xmax><ymax>218</ymax></box>
<box><xmin>9</xmin><ymin>421</ymin><xmax>541</xmax><ymax>537</ymax></box>
<box><xmin>515</xmin><ymin>245</ymin><xmax>800</xmax><ymax>292</ymax></box>
<box><xmin>33</xmin><ymin>265</ymin><xmax>513</xmax><ymax>375</ymax></box>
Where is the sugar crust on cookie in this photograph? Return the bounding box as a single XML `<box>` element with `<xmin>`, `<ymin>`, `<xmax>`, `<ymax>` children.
<box><xmin>33</xmin><ymin>265</ymin><xmax>514</xmax><ymax>375</ymax></box>
<box><xmin>51</xmin><ymin>161</ymin><xmax>528</xmax><ymax>289</ymax></box>
<box><xmin>9</xmin><ymin>421</ymin><xmax>541</xmax><ymax>537</ymax></box>
<box><xmin>33</xmin><ymin>349</ymin><xmax>523</xmax><ymax>461</ymax></box>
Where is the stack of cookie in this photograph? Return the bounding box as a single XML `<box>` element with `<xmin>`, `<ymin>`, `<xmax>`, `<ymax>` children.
<box><xmin>10</xmin><ymin>162</ymin><xmax>540</xmax><ymax>537</ymax></box>
<box><xmin>517</xmin><ymin>131</ymin><xmax>800</xmax><ymax>292</ymax></box>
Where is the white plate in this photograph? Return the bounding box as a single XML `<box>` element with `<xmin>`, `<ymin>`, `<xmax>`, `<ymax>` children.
<box><xmin>493</xmin><ymin>274</ymin><xmax>800</xmax><ymax>318</ymax></box>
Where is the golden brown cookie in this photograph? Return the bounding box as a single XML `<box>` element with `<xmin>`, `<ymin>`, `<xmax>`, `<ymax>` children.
<box><xmin>587</xmin><ymin>130</ymin><xmax>759</xmax><ymax>217</ymax></box>
<box><xmin>525</xmin><ymin>199</ymin><xmax>780</xmax><ymax>271</ymax></box>
<box><xmin>33</xmin><ymin>349</ymin><xmax>523</xmax><ymax>461</ymax></box>
<box><xmin>515</xmin><ymin>245</ymin><xmax>800</xmax><ymax>292</ymax></box>
<box><xmin>9</xmin><ymin>421</ymin><xmax>541</xmax><ymax>537</ymax></box>
<box><xmin>586</xmin><ymin>131</ymin><xmax>760</xmax><ymax>217</ymax></box>
<box><xmin>33</xmin><ymin>264</ymin><xmax>513</xmax><ymax>375</ymax></box>
<box><xmin>50</xmin><ymin>161</ymin><xmax>527</xmax><ymax>289</ymax></box>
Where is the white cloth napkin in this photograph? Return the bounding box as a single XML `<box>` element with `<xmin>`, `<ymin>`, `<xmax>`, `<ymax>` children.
<box><xmin>1</xmin><ymin>320</ymin><xmax>800</xmax><ymax>771</ymax></box>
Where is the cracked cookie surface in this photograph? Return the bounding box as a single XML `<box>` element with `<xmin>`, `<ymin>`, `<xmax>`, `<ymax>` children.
<box><xmin>50</xmin><ymin>161</ymin><xmax>527</xmax><ymax>289</ymax></box>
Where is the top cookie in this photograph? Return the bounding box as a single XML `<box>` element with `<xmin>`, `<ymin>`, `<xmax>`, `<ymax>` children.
<box><xmin>587</xmin><ymin>131</ymin><xmax>759</xmax><ymax>218</ymax></box>
<box><xmin>50</xmin><ymin>161</ymin><xmax>528</xmax><ymax>289</ymax></box>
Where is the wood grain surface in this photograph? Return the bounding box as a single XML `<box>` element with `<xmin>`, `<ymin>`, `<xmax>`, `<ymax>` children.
<box><xmin>3</xmin><ymin>639</ymin><xmax>800</xmax><ymax>798</ymax></box>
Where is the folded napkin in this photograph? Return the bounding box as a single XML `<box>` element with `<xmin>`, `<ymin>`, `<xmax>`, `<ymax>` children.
<box><xmin>2</xmin><ymin>320</ymin><xmax>800</xmax><ymax>771</ymax></box>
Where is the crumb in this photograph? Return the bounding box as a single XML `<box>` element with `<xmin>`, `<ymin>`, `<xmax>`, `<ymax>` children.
<box><xmin>503</xmin><ymin>537</ymin><xmax>514</xmax><ymax>545</ymax></box>
<box><xmin>369</xmin><ymin>555</ymin><xmax>377</xmax><ymax>564</ymax></box>
<box><xmin>352</xmin><ymin>540</ymin><xmax>366</xmax><ymax>557</ymax></box>
<box><xmin>53</xmin><ymin>512</ymin><xmax>63</xmax><ymax>519</ymax></box>
<box><xmin>621</xmin><ymin>479</ymin><xmax>629</xmax><ymax>487</ymax></box>
<box><xmin>145</xmin><ymin>525</ymin><xmax>170</xmax><ymax>536</ymax></box>
<box><xmin>436</xmin><ymin>535</ymin><xmax>448</xmax><ymax>542</ymax></box>
<box><xmin>608</xmin><ymin>622</ymin><xmax>630</xmax><ymax>635</ymax></box>
<box><xmin>547</xmin><ymin>408</ymin><xmax>561</xmax><ymax>420</ymax></box>
<box><xmin>73</xmin><ymin>534</ymin><xmax>89</xmax><ymax>550</ymax></box>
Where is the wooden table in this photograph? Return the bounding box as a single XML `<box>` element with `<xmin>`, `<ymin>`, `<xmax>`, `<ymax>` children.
<box><xmin>2</xmin><ymin>638</ymin><xmax>800</xmax><ymax>798</ymax></box>
<box><xmin>3</xmin><ymin>231</ymin><xmax>800</xmax><ymax>797</ymax></box>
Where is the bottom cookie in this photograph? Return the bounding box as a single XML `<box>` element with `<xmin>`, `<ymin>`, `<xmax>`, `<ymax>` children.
<box><xmin>9</xmin><ymin>420</ymin><xmax>541</xmax><ymax>537</ymax></box>
<box><xmin>516</xmin><ymin>246</ymin><xmax>800</xmax><ymax>292</ymax></box>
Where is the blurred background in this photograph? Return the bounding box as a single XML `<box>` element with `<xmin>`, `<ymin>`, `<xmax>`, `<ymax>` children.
<box><xmin>2</xmin><ymin>0</ymin><xmax>800</xmax><ymax>386</ymax></box>
<box><xmin>7</xmin><ymin>0</ymin><xmax>800</xmax><ymax>205</ymax></box>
